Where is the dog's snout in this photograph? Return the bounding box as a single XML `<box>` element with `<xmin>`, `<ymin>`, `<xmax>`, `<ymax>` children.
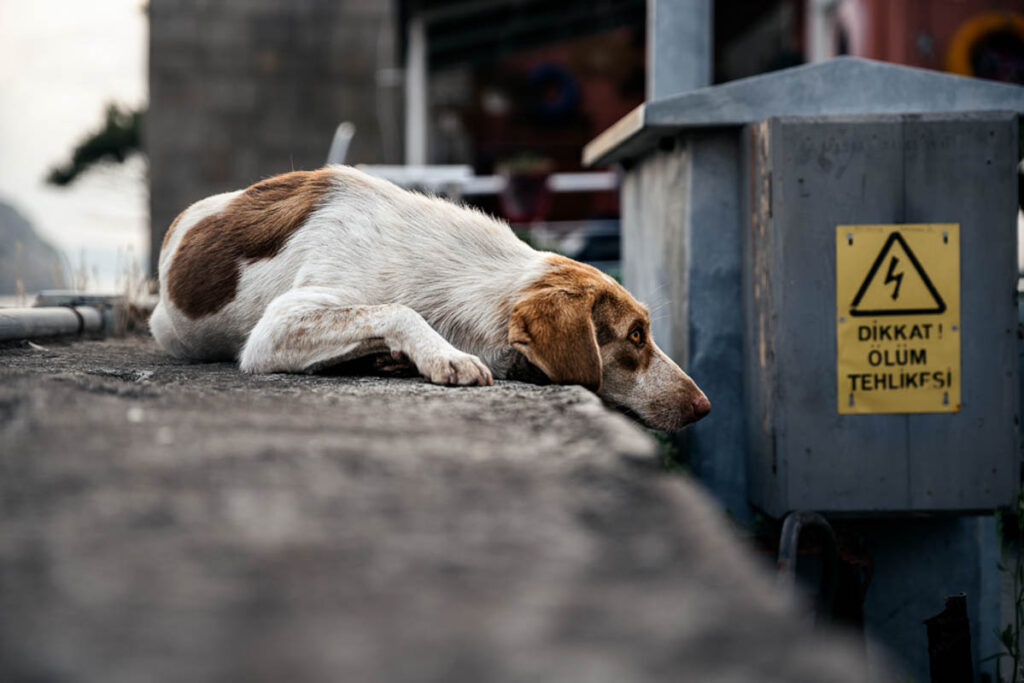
<box><xmin>692</xmin><ymin>394</ymin><xmax>711</xmax><ymax>421</ymax></box>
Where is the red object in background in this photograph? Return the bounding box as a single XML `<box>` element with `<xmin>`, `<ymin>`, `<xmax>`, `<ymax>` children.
<box><xmin>465</xmin><ymin>27</ymin><xmax>644</xmax><ymax>223</ymax></box>
<box><xmin>834</xmin><ymin>0</ymin><xmax>1024</xmax><ymax>84</ymax></box>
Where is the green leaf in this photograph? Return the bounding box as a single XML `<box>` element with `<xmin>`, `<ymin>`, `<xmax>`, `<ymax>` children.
<box><xmin>45</xmin><ymin>103</ymin><xmax>144</xmax><ymax>187</ymax></box>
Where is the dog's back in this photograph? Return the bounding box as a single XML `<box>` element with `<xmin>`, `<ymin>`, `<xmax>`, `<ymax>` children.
<box><xmin>151</xmin><ymin>166</ymin><xmax>536</xmax><ymax>363</ymax></box>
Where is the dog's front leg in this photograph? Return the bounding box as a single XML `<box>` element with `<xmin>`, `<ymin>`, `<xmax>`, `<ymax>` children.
<box><xmin>239</xmin><ymin>288</ymin><xmax>493</xmax><ymax>386</ymax></box>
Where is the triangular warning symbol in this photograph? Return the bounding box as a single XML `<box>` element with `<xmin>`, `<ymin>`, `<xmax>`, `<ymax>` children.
<box><xmin>849</xmin><ymin>232</ymin><xmax>946</xmax><ymax>316</ymax></box>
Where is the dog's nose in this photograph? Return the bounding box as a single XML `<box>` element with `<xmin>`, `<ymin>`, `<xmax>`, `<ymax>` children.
<box><xmin>692</xmin><ymin>394</ymin><xmax>711</xmax><ymax>421</ymax></box>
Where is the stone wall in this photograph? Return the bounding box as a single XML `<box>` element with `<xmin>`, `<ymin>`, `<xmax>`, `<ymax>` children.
<box><xmin>146</xmin><ymin>0</ymin><xmax>400</xmax><ymax>272</ymax></box>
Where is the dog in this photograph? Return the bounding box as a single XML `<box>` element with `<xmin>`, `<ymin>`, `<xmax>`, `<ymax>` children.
<box><xmin>150</xmin><ymin>166</ymin><xmax>710</xmax><ymax>430</ymax></box>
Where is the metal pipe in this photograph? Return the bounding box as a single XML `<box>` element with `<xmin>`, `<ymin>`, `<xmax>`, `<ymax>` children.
<box><xmin>326</xmin><ymin>121</ymin><xmax>356</xmax><ymax>165</ymax></box>
<box><xmin>0</xmin><ymin>306</ymin><xmax>103</xmax><ymax>341</ymax></box>
<box><xmin>647</xmin><ymin>0</ymin><xmax>713</xmax><ymax>100</ymax></box>
<box><xmin>404</xmin><ymin>15</ymin><xmax>428</xmax><ymax>166</ymax></box>
<box><xmin>777</xmin><ymin>510</ymin><xmax>839</xmax><ymax>622</ymax></box>
<box><xmin>357</xmin><ymin>165</ymin><xmax>619</xmax><ymax>196</ymax></box>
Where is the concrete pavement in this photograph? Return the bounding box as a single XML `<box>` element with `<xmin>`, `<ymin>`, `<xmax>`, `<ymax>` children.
<box><xmin>0</xmin><ymin>337</ymin><xmax>887</xmax><ymax>682</ymax></box>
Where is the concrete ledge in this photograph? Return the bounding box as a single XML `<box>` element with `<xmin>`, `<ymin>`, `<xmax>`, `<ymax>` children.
<box><xmin>0</xmin><ymin>337</ymin><xmax>885</xmax><ymax>681</ymax></box>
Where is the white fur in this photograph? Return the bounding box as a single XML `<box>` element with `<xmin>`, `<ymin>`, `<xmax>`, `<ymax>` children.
<box><xmin>151</xmin><ymin>166</ymin><xmax>548</xmax><ymax>384</ymax></box>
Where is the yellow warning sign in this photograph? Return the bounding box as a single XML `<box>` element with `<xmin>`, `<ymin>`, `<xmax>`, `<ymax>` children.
<box><xmin>836</xmin><ymin>224</ymin><xmax>960</xmax><ymax>414</ymax></box>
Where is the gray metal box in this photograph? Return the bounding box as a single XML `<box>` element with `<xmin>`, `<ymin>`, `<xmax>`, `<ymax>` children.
<box><xmin>744</xmin><ymin>113</ymin><xmax>1019</xmax><ymax>516</ymax></box>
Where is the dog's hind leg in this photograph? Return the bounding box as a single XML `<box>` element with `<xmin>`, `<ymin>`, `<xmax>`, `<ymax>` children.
<box><xmin>149</xmin><ymin>301</ymin><xmax>191</xmax><ymax>358</ymax></box>
<box><xmin>239</xmin><ymin>287</ymin><xmax>493</xmax><ymax>386</ymax></box>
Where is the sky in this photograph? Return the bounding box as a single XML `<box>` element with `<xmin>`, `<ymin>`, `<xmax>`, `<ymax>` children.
<box><xmin>0</xmin><ymin>0</ymin><xmax>148</xmax><ymax>291</ymax></box>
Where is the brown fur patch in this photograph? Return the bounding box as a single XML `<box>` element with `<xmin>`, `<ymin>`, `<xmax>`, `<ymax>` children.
<box><xmin>594</xmin><ymin>320</ymin><xmax>616</xmax><ymax>346</ymax></box>
<box><xmin>167</xmin><ymin>170</ymin><xmax>336</xmax><ymax>319</ymax></box>
<box><xmin>508</xmin><ymin>255</ymin><xmax>650</xmax><ymax>391</ymax></box>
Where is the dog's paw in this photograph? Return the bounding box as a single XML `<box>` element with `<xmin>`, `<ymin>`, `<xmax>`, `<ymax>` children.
<box><xmin>416</xmin><ymin>350</ymin><xmax>494</xmax><ymax>387</ymax></box>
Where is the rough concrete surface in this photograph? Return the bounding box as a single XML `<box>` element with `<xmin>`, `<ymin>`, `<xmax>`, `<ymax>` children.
<box><xmin>1</xmin><ymin>337</ymin><xmax>885</xmax><ymax>682</ymax></box>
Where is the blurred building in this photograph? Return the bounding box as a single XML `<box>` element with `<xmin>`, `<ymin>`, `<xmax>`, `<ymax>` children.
<box><xmin>409</xmin><ymin>3</ymin><xmax>646</xmax><ymax>228</ymax></box>
<box><xmin>146</xmin><ymin>0</ymin><xmax>650</xmax><ymax>273</ymax></box>
<box><xmin>146</xmin><ymin>0</ymin><xmax>1024</xmax><ymax>272</ymax></box>
<box><xmin>146</xmin><ymin>0</ymin><xmax>402</xmax><ymax>271</ymax></box>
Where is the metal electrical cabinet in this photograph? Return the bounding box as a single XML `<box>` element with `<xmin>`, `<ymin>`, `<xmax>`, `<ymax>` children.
<box><xmin>744</xmin><ymin>112</ymin><xmax>1019</xmax><ymax>516</ymax></box>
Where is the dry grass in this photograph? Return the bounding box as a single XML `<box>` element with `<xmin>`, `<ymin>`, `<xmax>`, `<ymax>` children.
<box><xmin>8</xmin><ymin>242</ymin><xmax>155</xmax><ymax>335</ymax></box>
<box><xmin>114</xmin><ymin>245</ymin><xmax>156</xmax><ymax>335</ymax></box>
<box><xmin>14</xmin><ymin>241</ymin><xmax>24</xmax><ymax>306</ymax></box>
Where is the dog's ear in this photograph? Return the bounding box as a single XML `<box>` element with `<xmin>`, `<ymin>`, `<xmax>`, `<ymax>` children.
<box><xmin>508</xmin><ymin>287</ymin><xmax>602</xmax><ymax>391</ymax></box>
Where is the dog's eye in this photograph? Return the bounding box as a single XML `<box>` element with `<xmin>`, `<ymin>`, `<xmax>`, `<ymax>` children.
<box><xmin>629</xmin><ymin>328</ymin><xmax>644</xmax><ymax>345</ymax></box>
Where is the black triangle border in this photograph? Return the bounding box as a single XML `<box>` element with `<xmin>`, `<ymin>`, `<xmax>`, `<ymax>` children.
<box><xmin>849</xmin><ymin>231</ymin><xmax>946</xmax><ymax>317</ymax></box>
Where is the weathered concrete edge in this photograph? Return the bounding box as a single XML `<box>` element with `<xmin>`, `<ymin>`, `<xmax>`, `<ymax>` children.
<box><xmin>560</xmin><ymin>385</ymin><xmax>659</xmax><ymax>463</ymax></box>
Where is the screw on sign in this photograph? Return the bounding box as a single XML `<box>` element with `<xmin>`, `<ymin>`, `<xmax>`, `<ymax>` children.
<box><xmin>835</xmin><ymin>224</ymin><xmax>960</xmax><ymax>414</ymax></box>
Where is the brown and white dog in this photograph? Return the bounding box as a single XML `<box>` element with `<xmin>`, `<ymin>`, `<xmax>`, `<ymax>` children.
<box><xmin>150</xmin><ymin>166</ymin><xmax>710</xmax><ymax>429</ymax></box>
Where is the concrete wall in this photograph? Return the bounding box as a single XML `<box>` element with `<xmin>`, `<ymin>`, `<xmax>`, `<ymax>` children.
<box><xmin>146</xmin><ymin>0</ymin><xmax>400</xmax><ymax>272</ymax></box>
<box><xmin>621</xmin><ymin>132</ymin><xmax>750</xmax><ymax>518</ymax></box>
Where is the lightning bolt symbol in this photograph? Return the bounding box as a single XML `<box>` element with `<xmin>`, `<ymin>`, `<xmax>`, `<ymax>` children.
<box><xmin>883</xmin><ymin>256</ymin><xmax>903</xmax><ymax>300</ymax></box>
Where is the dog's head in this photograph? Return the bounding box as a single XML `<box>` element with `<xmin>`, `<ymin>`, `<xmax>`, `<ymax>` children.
<box><xmin>509</xmin><ymin>256</ymin><xmax>709</xmax><ymax>430</ymax></box>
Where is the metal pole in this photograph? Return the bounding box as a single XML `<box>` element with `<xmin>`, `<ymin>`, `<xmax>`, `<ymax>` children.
<box><xmin>404</xmin><ymin>14</ymin><xmax>428</xmax><ymax>166</ymax></box>
<box><xmin>806</xmin><ymin>0</ymin><xmax>841</xmax><ymax>63</ymax></box>
<box><xmin>646</xmin><ymin>0</ymin><xmax>713</xmax><ymax>101</ymax></box>
<box><xmin>0</xmin><ymin>306</ymin><xmax>103</xmax><ymax>341</ymax></box>
<box><xmin>326</xmin><ymin>122</ymin><xmax>356</xmax><ymax>166</ymax></box>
